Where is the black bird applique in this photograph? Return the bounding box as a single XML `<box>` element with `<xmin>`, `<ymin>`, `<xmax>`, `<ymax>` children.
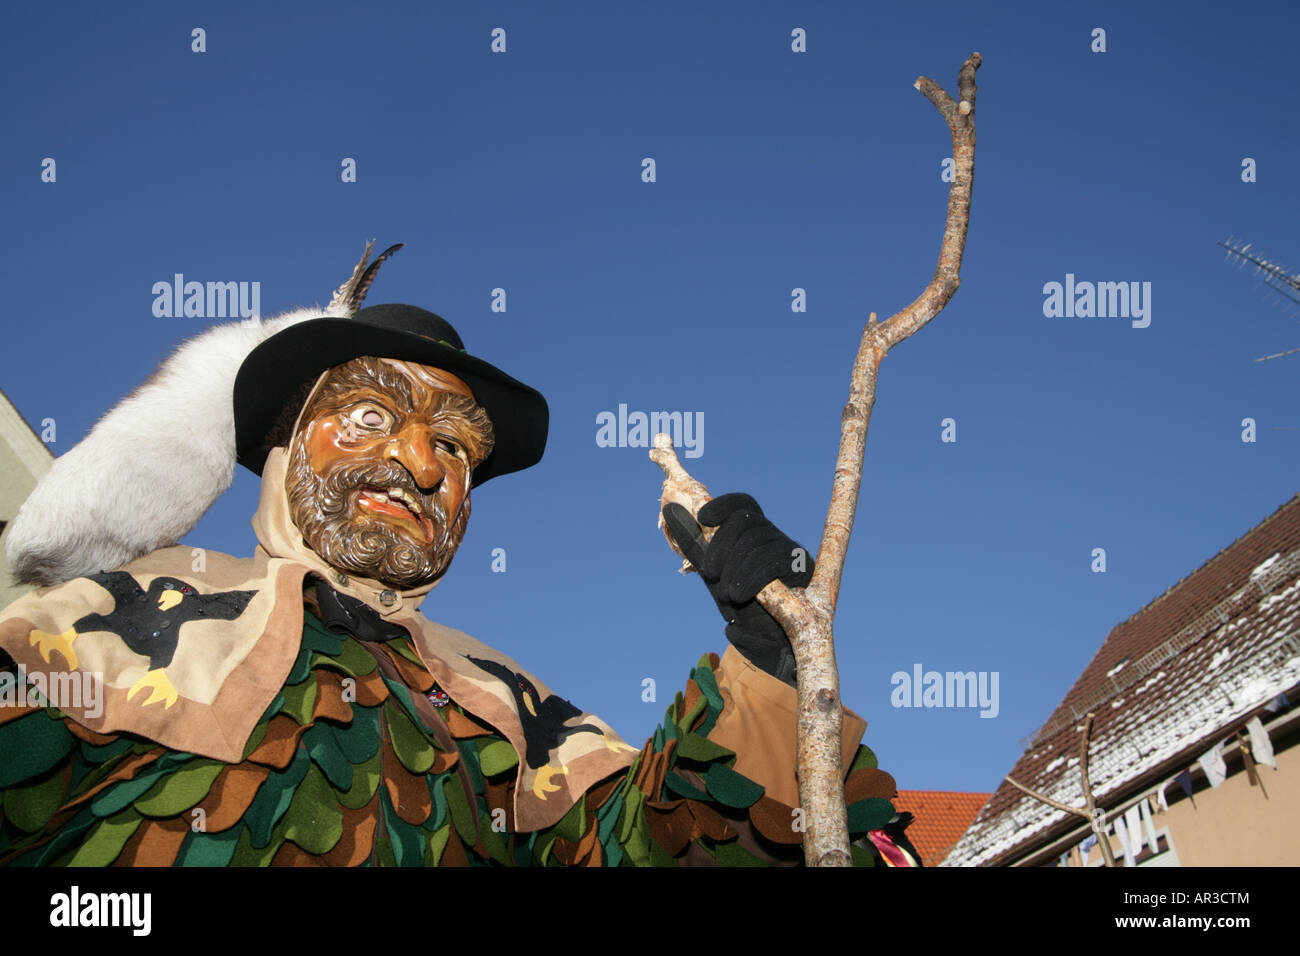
<box><xmin>465</xmin><ymin>655</ymin><xmax>609</xmax><ymax>779</ymax></box>
<box><xmin>28</xmin><ymin>571</ymin><xmax>255</xmax><ymax>709</ymax></box>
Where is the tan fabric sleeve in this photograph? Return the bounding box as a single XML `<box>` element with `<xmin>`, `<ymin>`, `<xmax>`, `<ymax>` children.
<box><xmin>708</xmin><ymin>645</ymin><xmax>869</xmax><ymax>808</ymax></box>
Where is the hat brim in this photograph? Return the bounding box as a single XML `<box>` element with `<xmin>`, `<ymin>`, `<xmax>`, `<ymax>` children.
<box><xmin>234</xmin><ymin>316</ymin><xmax>548</xmax><ymax>487</ymax></box>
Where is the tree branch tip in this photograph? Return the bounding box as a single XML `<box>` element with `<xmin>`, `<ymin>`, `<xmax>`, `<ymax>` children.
<box><xmin>652</xmin><ymin>432</ymin><xmax>674</xmax><ymax>450</ymax></box>
<box><xmin>958</xmin><ymin>100</ymin><xmax>971</xmax><ymax>115</ymax></box>
<box><xmin>913</xmin><ymin>78</ymin><xmax>923</xmax><ymax>90</ymax></box>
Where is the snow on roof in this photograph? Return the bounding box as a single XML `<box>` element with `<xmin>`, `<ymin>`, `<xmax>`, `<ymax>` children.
<box><xmin>945</xmin><ymin>495</ymin><xmax>1300</xmax><ymax>867</ymax></box>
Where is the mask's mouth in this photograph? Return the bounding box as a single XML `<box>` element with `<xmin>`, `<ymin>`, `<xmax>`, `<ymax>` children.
<box><xmin>356</xmin><ymin>486</ymin><xmax>435</xmax><ymax>542</ymax></box>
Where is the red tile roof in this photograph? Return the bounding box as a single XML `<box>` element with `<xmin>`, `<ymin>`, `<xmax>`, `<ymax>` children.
<box><xmin>946</xmin><ymin>494</ymin><xmax>1300</xmax><ymax>867</ymax></box>
<box><xmin>893</xmin><ymin>790</ymin><xmax>991</xmax><ymax>866</ymax></box>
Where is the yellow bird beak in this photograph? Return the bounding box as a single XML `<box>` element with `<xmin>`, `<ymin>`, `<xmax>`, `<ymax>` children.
<box><xmin>157</xmin><ymin>590</ymin><xmax>183</xmax><ymax>612</ymax></box>
<box><xmin>522</xmin><ymin>691</ymin><xmax>537</xmax><ymax>718</ymax></box>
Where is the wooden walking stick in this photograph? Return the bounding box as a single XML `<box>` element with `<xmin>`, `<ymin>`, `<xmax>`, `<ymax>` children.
<box><xmin>651</xmin><ymin>52</ymin><xmax>982</xmax><ymax>866</ymax></box>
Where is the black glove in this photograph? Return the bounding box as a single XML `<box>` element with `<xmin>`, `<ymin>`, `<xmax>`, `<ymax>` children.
<box><xmin>662</xmin><ymin>493</ymin><xmax>814</xmax><ymax>686</ymax></box>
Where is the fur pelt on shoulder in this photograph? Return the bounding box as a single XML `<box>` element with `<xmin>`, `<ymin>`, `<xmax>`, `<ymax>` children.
<box><xmin>5</xmin><ymin>306</ymin><xmax>340</xmax><ymax>588</ymax></box>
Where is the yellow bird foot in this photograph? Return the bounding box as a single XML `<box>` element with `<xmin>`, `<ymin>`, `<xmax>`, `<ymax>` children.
<box><xmin>531</xmin><ymin>764</ymin><xmax>569</xmax><ymax>799</ymax></box>
<box><xmin>127</xmin><ymin>668</ymin><xmax>179</xmax><ymax>709</ymax></box>
<box><xmin>29</xmin><ymin>628</ymin><xmax>79</xmax><ymax>670</ymax></box>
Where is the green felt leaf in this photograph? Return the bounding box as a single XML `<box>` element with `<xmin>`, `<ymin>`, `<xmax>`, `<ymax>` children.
<box><xmin>386</xmin><ymin>638</ymin><xmax>424</xmax><ymax>667</ymax></box>
<box><xmin>621</xmin><ymin>823</ymin><xmax>652</xmax><ymax>867</ymax></box>
<box><xmin>664</xmin><ymin>771</ymin><xmax>710</xmax><ymax>802</ymax></box>
<box><xmin>332</xmin><ymin>703</ymin><xmax>380</xmax><ymax>764</ymax></box>
<box><xmin>134</xmin><ymin>760</ymin><xmax>225</xmax><ymax>817</ymax></box>
<box><xmin>381</xmin><ymin>787</ymin><xmax>426</xmax><ymax>867</ymax></box>
<box><xmin>241</xmin><ymin>721</ymin><xmax>270</xmax><ymax>760</ymax></box>
<box><xmin>693</xmin><ymin>661</ymin><xmax>724</xmax><ymax>713</ymax></box>
<box><xmin>338</xmin><ymin>747</ymin><xmax>382</xmax><ymax>810</ymax></box>
<box><xmin>713</xmin><ymin>840</ymin><xmax>763</xmax><ymax>866</ymax></box>
<box><xmin>552</xmin><ymin>794</ymin><xmax>586</xmax><ymax>844</ymax></box>
<box><xmin>425</xmin><ymin>822</ymin><xmax>451</xmax><ymax>866</ymax></box>
<box><xmin>80</xmin><ymin>736</ymin><xmax>135</xmax><ymax>764</ymax></box>
<box><xmin>285</xmin><ymin>647</ymin><xmax>313</xmax><ymax>687</ymax></box>
<box><xmin>850</xmin><ymin>843</ymin><xmax>877</xmax><ymax>867</ymax></box>
<box><xmin>229</xmin><ymin>821</ymin><xmax>282</xmax><ymax>866</ymax></box>
<box><xmin>849</xmin><ymin>745</ymin><xmax>878</xmax><ymax>772</ymax></box>
<box><xmin>456</xmin><ymin>740</ymin><xmax>484</xmax><ymax>796</ymax></box>
<box><xmin>426</xmin><ymin>772</ymin><xmax>449</xmax><ymax>832</ymax></box>
<box><xmin>616</xmin><ymin>783</ymin><xmax>646</xmax><ymax>846</ymax></box>
<box><xmin>648</xmin><ymin>835</ymin><xmax>679</xmax><ymax>866</ymax></box>
<box><xmin>674</xmin><ymin>731</ymin><xmax>734</xmax><ymax>764</ymax></box>
<box><xmin>602</xmin><ymin>836</ymin><xmax>624</xmax><ymax>869</ymax></box>
<box><xmin>90</xmin><ymin>764</ymin><xmax>172</xmax><ymax>818</ymax></box>
<box><xmin>704</xmin><ymin>763</ymin><xmax>764</xmax><ymax>808</ymax></box>
<box><xmin>301</xmin><ymin>612</ymin><xmax>345</xmax><ymax>656</ymax></box>
<box><xmin>332</xmin><ymin>637</ymin><xmax>378</xmax><ymax>677</ymax></box>
<box><xmin>244</xmin><ymin>747</ymin><xmax>310</xmax><ymax>849</ymax></box>
<box><xmin>846</xmin><ymin>797</ymin><xmax>896</xmax><ymax>833</ymax></box>
<box><xmin>279</xmin><ymin>677</ymin><xmax>318</xmax><ymax>726</ymax></box>
<box><xmin>65</xmin><ymin>808</ymin><xmax>141</xmax><ymax>866</ymax></box>
<box><xmin>384</xmin><ymin>700</ymin><xmax>436</xmax><ymax>774</ymax></box>
<box><xmin>595</xmin><ymin>780</ymin><xmax>626</xmax><ymax>846</ymax></box>
<box><xmin>176</xmin><ymin>824</ymin><xmax>242</xmax><ymax>867</ymax></box>
<box><xmin>477</xmin><ymin>814</ymin><xmax>510</xmax><ymax>865</ymax></box>
<box><xmin>0</xmin><ymin>711</ymin><xmax>75</xmax><ymax>788</ymax></box>
<box><xmin>304</xmin><ymin>722</ymin><xmax>353</xmax><ymax>792</ymax></box>
<box><xmin>282</xmin><ymin>763</ymin><xmax>344</xmax><ymax>855</ymax></box>
<box><xmin>477</xmin><ymin>739</ymin><xmax>519</xmax><ymax>777</ymax></box>
<box><xmin>380</xmin><ymin>677</ymin><xmax>431</xmax><ymax>731</ymax></box>
<box><xmin>443</xmin><ymin>774</ymin><xmax>477</xmax><ymax>845</ymax></box>
<box><xmin>4</xmin><ymin>764</ymin><xmax>66</xmax><ymax>833</ymax></box>
<box><xmin>674</xmin><ymin>691</ymin><xmax>707</xmax><ymax>735</ymax></box>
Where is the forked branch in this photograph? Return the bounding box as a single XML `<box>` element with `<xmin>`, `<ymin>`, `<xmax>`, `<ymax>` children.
<box><xmin>651</xmin><ymin>52</ymin><xmax>981</xmax><ymax>867</ymax></box>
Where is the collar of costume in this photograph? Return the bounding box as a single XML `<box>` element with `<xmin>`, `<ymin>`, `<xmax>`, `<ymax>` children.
<box><xmin>0</xmin><ymin>447</ymin><xmax>635</xmax><ymax>831</ymax></box>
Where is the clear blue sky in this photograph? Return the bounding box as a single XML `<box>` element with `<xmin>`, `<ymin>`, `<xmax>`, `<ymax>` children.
<box><xmin>3</xmin><ymin>1</ymin><xmax>1297</xmax><ymax>795</ymax></box>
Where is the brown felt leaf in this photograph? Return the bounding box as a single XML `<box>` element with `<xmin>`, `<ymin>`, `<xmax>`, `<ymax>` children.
<box><xmin>748</xmin><ymin>794</ymin><xmax>803</xmax><ymax>846</ymax></box>
<box><xmin>574</xmin><ymin>818</ymin><xmax>602</xmax><ymax>866</ymax></box>
<box><xmin>845</xmin><ymin>767</ymin><xmax>898</xmax><ymax>804</ymax></box>
<box><xmin>381</xmin><ymin>736</ymin><xmax>433</xmax><ymax>826</ymax></box>
<box><xmin>321</xmin><ymin>791</ymin><xmax>379</xmax><ymax>866</ymax></box>
<box><xmin>115</xmin><ymin>816</ymin><xmax>191</xmax><ymax>866</ymax></box>
<box><xmin>245</xmin><ymin>715</ymin><xmax>309</xmax><ymax>769</ymax></box>
<box><xmin>351</xmin><ymin>668</ymin><xmax>389</xmax><ymax>708</ymax></box>
<box><xmin>688</xmin><ymin>799</ymin><xmax>737</xmax><ymax>842</ymax></box>
<box><xmin>57</xmin><ymin>750</ymin><xmax>166</xmax><ymax>816</ymax></box>
<box><xmin>380</xmin><ymin>645</ymin><xmax>435</xmax><ymax>692</ymax></box>
<box><xmin>645</xmin><ymin>799</ymin><xmax>694</xmax><ymax>856</ymax></box>
<box><xmin>311</xmin><ymin>670</ymin><xmax>355</xmax><ymax>724</ymax></box>
<box><xmin>271</xmin><ymin>841</ymin><xmax>329</xmax><ymax>866</ymax></box>
<box><xmin>196</xmin><ymin>764</ymin><xmax>270</xmax><ymax>833</ymax></box>
<box><xmin>442</xmin><ymin>707</ymin><xmax>493</xmax><ymax>739</ymax></box>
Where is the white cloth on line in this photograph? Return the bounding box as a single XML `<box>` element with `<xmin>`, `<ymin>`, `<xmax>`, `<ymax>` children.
<box><xmin>1125</xmin><ymin>805</ymin><xmax>1144</xmax><ymax>856</ymax></box>
<box><xmin>1199</xmin><ymin>741</ymin><xmax>1227</xmax><ymax>788</ymax></box>
<box><xmin>1246</xmin><ymin>716</ymin><xmax>1277</xmax><ymax>769</ymax></box>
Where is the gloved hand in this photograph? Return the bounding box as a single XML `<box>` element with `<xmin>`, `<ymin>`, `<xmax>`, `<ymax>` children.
<box><xmin>662</xmin><ymin>493</ymin><xmax>814</xmax><ymax>686</ymax></box>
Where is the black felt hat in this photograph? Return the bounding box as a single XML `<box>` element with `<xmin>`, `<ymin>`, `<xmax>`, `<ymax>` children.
<box><xmin>233</xmin><ymin>304</ymin><xmax>549</xmax><ymax>487</ymax></box>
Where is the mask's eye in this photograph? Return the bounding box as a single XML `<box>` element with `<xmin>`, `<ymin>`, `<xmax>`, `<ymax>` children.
<box><xmin>347</xmin><ymin>404</ymin><xmax>391</xmax><ymax>431</ymax></box>
<box><xmin>435</xmin><ymin>435</ymin><xmax>467</xmax><ymax>463</ymax></box>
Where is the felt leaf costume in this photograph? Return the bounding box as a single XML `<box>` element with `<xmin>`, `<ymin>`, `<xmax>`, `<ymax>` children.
<box><xmin>0</xmin><ymin>244</ymin><xmax>919</xmax><ymax>866</ymax></box>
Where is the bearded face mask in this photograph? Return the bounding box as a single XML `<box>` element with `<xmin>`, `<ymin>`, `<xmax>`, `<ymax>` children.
<box><xmin>284</xmin><ymin>356</ymin><xmax>496</xmax><ymax>589</ymax></box>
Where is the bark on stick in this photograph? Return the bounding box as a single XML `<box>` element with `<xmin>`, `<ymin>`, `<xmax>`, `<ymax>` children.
<box><xmin>651</xmin><ymin>53</ymin><xmax>981</xmax><ymax>867</ymax></box>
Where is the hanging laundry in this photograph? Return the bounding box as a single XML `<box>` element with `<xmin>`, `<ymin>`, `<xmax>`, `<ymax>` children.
<box><xmin>1156</xmin><ymin>781</ymin><xmax>1170</xmax><ymax>813</ymax></box>
<box><xmin>1125</xmin><ymin>804</ymin><xmax>1144</xmax><ymax>856</ymax></box>
<box><xmin>1114</xmin><ymin>814</ymin><xmax>1136</xmax><ymax>867</ymax></box>
<box><xmin>1176</xmin><ymin>770</ymin><xmax>1195</xmax><ymax>806</ymax></box>
<box><xmin>1140</xmin><ymin>797</ymin><xmax>1158</xmax><ymax>855</ymax></box>
<box><xmin>1265</xmin><ymin>692</ymin><xmax>1291</xmax><ymax>714</ymax></box>
<box><xmin>1246</xmin><ymin>716</ymin><xmax>1278</xmax><ymax>769</ymax></box>
<box><xmin>1199</xmin><ymin>741</ymin><xmax>1227</xmax><ymax>788</ymax></box>
<box><xmin>1239</xmin><ymin>732</ymin><xmax>1260</xmax><ymax>787</ymax></box>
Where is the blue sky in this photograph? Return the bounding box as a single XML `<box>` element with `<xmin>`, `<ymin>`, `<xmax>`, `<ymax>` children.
<box><xmin>2</xmin><ymin>1</ymin><xmax>1297</xmax><ymax>796</ymax></box>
